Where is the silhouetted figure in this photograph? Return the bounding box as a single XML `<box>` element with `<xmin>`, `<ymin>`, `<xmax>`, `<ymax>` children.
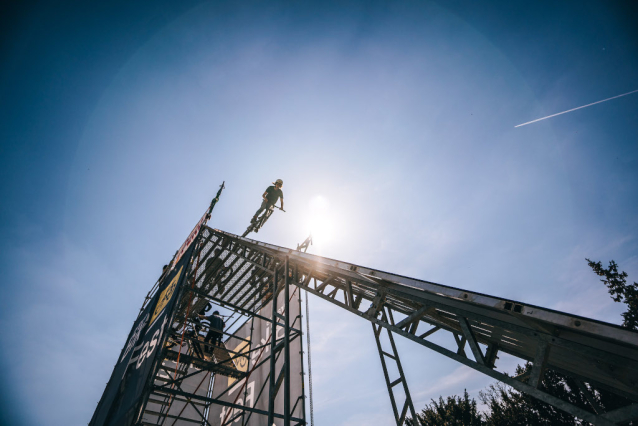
<box><xmin>199</xmin><ymin>310</ymin><xmax>225</xmax><ymax>359</ymax></box>
<box><xmin>251</xmin><ymin>179</ymin><xmax>284</xmax><ymax>223</ymax></box>
<box><xmin>203</xmin><ymin>248</ymin><xmax>225</xmax><ymax>292</ymax></box>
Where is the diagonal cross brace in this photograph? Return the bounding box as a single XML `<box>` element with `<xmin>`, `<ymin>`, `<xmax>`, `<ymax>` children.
<box><xmin>395</xmin><ymin>306</ymin><xmax>429</xmax><ymax>330</ymax></box>
<box><xmin>459</xmin><ymin>317</ymin><xmax>485</xmax><ymax>365</ymax></box>
<box><xmin>529</xmin><ymin>339</ymin><xmax>550</xmax><ymax>389</ymax></box>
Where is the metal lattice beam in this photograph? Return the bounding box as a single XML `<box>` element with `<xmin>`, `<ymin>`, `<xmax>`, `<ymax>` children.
<box><xmin>214</xmin><ymin>228</ymin><xmax>638</xmax><ymax>426</ymax></box>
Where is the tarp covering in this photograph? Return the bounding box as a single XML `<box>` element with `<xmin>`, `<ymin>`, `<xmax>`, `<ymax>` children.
<box><xmin>90</xmin><ymin>240</ymin><xmax>197</xmax><ymax>426</ymax></box>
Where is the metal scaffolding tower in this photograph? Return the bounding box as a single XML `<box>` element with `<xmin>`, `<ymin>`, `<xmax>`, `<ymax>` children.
<box><xmin>91</xmin><ymin>223</ymin><xmax>307</xmax><ymax>426</ymax></box>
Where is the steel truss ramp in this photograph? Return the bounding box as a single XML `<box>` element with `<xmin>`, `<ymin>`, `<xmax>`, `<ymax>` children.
<box><xmin>213</xmin><ymin>228</ymin><xmax>638</xmax><ymax>426</ymax></box>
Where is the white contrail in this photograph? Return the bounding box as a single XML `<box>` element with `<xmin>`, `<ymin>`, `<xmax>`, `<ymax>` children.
<box><xmin>515</xmin><ymin>88</ymin><xmax>638</xmax><ymax>128</ymax></box>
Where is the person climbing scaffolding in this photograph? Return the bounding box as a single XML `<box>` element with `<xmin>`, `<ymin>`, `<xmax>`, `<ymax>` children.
<box><xmin>198</xmin><ymin>310</ymin><xmax>225</xmax><ymax>360</ymax></box>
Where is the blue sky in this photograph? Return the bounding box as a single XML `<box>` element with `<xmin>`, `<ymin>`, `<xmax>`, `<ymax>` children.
<box><xmin>1</xmin><ymin>1</ymin><xmax>637</xmax><ymax>424</ymax></box>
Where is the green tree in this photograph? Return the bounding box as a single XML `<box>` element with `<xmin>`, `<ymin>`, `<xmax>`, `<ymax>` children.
<box><xmin>479</xmin><ymin>364</ymin><xmax>599</xmax><ymax>426</ymax></box>
<box><xmin>409</xmin><ymin>259</ymin><xmax>636</xmax><ymax>426</ymax></box>
<box><xmin>586</xmin><ymin>259</ymin><xmax>638</xmax><ymax>331</ymax></box>
<box><xmin>407</xmin><ymin>390</ymin><xmax>484</xmax><ymax>426</ymax></box>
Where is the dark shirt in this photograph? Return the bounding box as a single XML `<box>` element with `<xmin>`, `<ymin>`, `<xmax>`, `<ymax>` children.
<box><xmin>206</xmin><ymin>314</ymin><xmax>225</xmax><ymax>333</ymax></box>
<box><xmin>264</xmin><ymin>186</ymin><xmax>283</xmax><ymax>205</ymax></box>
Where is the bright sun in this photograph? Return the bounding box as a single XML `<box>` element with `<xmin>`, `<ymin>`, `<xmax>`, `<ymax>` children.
<box><xmin>307</xmin><ymin>195</ymin><xmax>334</xmax><ymax>245</ymax></box>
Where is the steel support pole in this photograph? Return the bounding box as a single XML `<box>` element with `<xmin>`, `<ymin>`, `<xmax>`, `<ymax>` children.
<box><xmin>241</xmin><ymin>314</ymin><xmax>256</xmax><ymax>425</ymax></box>
<box><xmin>295</xmin><ymin>264</ymin><xmax>308</xmax><ymax>426</ymax></box>
<box><xmin>284</xmin><ymin>256</ymin><xmax>291</xmax><ymax>425</ymax></box>
<box><xmin>268</xmin><ymin>265</ymin><xmax>278</xmax><ymax>425</ymax></box>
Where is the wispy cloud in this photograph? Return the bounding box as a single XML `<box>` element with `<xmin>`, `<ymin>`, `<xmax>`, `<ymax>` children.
<box><xmin>412</xmin><ymin>366</ymin><xmax>483</xmax><ymax>401</ymax></box>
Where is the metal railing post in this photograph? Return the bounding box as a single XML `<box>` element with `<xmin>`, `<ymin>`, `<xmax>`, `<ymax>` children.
<box><xmin>268</xmin><ymin>265</ymin><xmax>279</xmax><ymax>425</ymax></box>
<box><xmin>284</xmin><ymin>257</ymin><xmax>291</xmax><ymax>425</ymax></box>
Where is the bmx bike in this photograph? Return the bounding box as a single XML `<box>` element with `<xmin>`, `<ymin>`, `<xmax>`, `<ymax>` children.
<box><xmin>242</xmin><ymin>205</ymin><xmax>285</xmax><ymax>237</ymax></box>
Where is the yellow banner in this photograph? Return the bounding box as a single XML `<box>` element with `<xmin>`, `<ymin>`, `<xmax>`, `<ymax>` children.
<box><xmin>228</xmin><ymin>337</ymin><xmax>251</xmax><ymax>387</ymax></box>
<box><xmin>150</xmin><ymin>266</ymin><xmax>183</xmax><ymax>325</ymax></box>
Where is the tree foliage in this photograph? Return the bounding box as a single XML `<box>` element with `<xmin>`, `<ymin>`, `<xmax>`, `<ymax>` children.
<box><xmin>479</xmin><ymin>364</ymin><xmax>596</xmax><ymax>426</ymax></box>
<box><xmin>586</xmin><ymin>259</ymin><xmax>638</xmax><ymax>331</ymax></box>
<box><xmin>407</xmin><ymin>390</ymin><xmax>483</xmax><ymax>426</ymax></box>
<box><xmin>409</xmin><ymin>259</ymin><xmax>636</xmax><ymax>426</ymax></box>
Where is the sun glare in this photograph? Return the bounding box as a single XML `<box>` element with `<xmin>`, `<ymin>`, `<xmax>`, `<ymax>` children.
<box><xmin>307</xmin><ymin>195</ymin><xmax>335</xmax><ymax>245</ymax></box>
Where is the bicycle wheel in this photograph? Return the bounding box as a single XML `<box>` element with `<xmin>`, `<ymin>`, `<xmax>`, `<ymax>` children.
<box><xmin>242</xmin><ymin>224</ymin><xmax>253</xmax><ymax>237</ymax></box>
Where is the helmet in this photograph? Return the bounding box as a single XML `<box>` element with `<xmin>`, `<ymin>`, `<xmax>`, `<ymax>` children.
<box><xmin>274</xmin><ymin>179</ymin><xmax>283</xmax><ymax>186</ymax></box>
